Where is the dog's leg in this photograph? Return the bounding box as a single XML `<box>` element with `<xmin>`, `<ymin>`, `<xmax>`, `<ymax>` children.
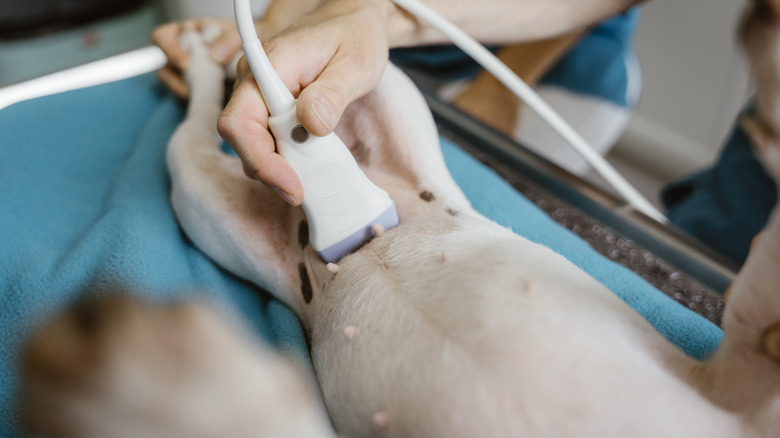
<box><xmin>166</xmin><ymin>28</ymin><xmax>323</xmax><ymax>323</ymax></box>
<box><xmin>21</xmin><ymin>294</ymin><xmax>336</xmax><ymax>438</ymax></box>
<box><xmin>693</xmin><ymin>1</ymin><xmax>780</xmax><ymax>432</ymax></box>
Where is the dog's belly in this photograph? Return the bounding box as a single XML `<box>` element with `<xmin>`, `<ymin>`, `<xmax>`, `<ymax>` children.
<box><xmin>310</xmin><ymin>215</ymin><xmax>741</xmax><ymax>437</ymax></box>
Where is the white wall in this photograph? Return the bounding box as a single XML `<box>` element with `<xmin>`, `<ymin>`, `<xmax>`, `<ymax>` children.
<box><xmin>613</xmin><ymin>0</ymin><xmax>752</xmax><ymax>180</ymax></box>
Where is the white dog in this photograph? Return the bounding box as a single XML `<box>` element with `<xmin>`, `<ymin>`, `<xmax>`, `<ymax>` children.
<box><xmin>20</xmin><ymin>0</ymin><xmax>780</xmax><ymax>437</ymax></box>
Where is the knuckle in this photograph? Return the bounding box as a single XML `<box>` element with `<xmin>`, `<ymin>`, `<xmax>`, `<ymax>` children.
<box><xmin>216</xmin><ymin>113</ymin><xmax>237</xmax><ymax>140</ymax></box>
<box><xmin>261</xmin><ymin>38</ymin><xmax>279</xmax><ymax>54</ymax></box>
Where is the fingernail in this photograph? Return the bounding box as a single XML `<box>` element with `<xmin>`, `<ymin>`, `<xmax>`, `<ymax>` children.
<box><xmin>312</xmin><ymin>97</ymin><xmax>334</xmax><ymax>131</ymax></box>
<box><xmin>273</xmin><ymin>186</ymin><xmax>297</xmax><ymax>206</ymax></box>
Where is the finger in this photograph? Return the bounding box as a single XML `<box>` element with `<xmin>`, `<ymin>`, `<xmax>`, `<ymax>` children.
<box><xmin>152</xmin><ymin>22</ymin><xmax>190</xmax><ymax>71</ymax></box>
<box><xmin>210</xmin><ymin>24</ymin><xmax>242</xmax><ymax>64</ymax></box>
<box><xmin>157</xmin><ymin>65</ymin><xmax>190</xmax><ymax>99</ymax></box>
<box><xmin>263</xmin><ymin>23</ymin><xmax>387</xmax><ymax>136</ymax></box>
<box><xmin>236</xmin><ymin>55</ymin><xmax>251</xmax><ymax>79</ymax></box>
<box><xmin>296</xmin><ymin>55</ymin><xmax>385</xmax><ymax>136</ymax></box>
<box><xmin>233</xmin><ymin>56</ymin><xmax>252</xmax><ymax>94</ymax></box>
<box><xmin>218</xmin><ymin>75</ymin><xmax>304</xmax><ymax>205</ymax></box>
<box><xmin>261</xmin><ymin>37</ymin><xmax>337</xmax><ymax>135</ymax></box>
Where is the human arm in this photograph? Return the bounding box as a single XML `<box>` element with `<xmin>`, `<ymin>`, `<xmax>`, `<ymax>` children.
<box><xmin>218</xmin><ymin>0</ymin><xmax>643</xmax><ymax>205</ymax></box>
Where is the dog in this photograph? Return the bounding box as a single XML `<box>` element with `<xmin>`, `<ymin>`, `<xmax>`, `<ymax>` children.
<box><xmin>20</xmin><ymin>0</ymin><xmax>780</xmax><ymax>436</ymax></box>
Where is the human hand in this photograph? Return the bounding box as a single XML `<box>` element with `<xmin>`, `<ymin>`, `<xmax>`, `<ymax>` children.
<box><xmin>217</xmin><ymin>0</ymin><xmax>395</xmax><ymax>206</ymax></box>
<box><xmin>152</xmin><ymin>17</ymin><xmax>243</xmax><ymax>99</ymax></box>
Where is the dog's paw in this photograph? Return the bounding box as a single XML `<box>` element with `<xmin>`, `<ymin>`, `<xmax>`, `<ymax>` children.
<box><xmin>179</xmin><ymin>27</ymin><xmax>226</xmax><ymax>81</ymax></box>
<box><xmin>179</xmin><ymin>25</ymin><xmax>218</xmax><ymax>58</ymax></box>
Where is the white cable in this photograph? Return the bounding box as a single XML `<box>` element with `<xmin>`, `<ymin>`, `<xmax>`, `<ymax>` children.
<box><xmin>0</xmin><ymin>46</ymin><xmax>166</xmax><ymax>111</ymax></box>
<box><xmin>234</xmin><ymin>0</ymin><xmax>294</xmax><ymax>115</ymax></box>
<box><xmin>391</xmin><ymin>0</ymin><xmax>667</xmax><ymax>223</ymax></box>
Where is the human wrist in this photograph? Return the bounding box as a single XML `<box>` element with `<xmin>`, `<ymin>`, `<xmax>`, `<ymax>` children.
<box><xmin>383</xmin><ymin>0</ymin><xmax>423</xmax><ymax>48</ymax></box>
<box><xmin>382</xmin><ymin>0</ymin><xmax>455</xmax><ymax>48</ymax></box>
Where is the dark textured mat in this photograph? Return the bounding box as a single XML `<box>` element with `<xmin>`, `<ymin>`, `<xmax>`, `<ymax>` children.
<box><xmin>449</xmin><ymin>134</ymin><xmax>726</xmax><ymax>327</ymax></box>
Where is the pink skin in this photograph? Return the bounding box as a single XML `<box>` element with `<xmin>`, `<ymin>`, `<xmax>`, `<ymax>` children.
<box><xmin>372</xmin><ymin>223</ymin><xmax>386</xmax><ymax>237</ymax></box>
<box><xmin>343</xmin><ymin>326</ymin><xmax>358</xmax><ymax>340</ymax></box>
<box><xmin>372</xmin><ymin>411</ymin><xmax>390</xmax><ymax>428</ymax></box>
<box><xmin>326</xmin><ymin>263</ymin><xmax>341</xmax><ymax>275</ymax></box>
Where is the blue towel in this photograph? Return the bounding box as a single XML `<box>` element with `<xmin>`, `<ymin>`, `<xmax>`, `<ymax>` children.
<box><xmin>0</xmin><ymin>73</ymin><xmax>721</xmax><ymax>437</ymax></box>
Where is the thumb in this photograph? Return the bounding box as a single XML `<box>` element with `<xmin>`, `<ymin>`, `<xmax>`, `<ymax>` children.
<box><xmin>296</xmin><ymin>77</ymin><xmax>347</xmax><ymax>137</ymax></box>
<box><xmin>296</xmin><ymin>56</ymin><xmax>383</xmax><ymax>136</ymax></box>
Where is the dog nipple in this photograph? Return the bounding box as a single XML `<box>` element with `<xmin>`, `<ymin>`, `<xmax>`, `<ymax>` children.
<box><xmin>327</xmin><ymin>263</ymin><xmax>341</xmax><ymax>275</ymax></box>
<box><xmin>373</xmin><ymin>223</ymin><xmax>386</xmax><ymax>237</ymax></box>
<box><xmin>343</xmin><ymin>325</ymin><xmax>358</xmax><ymax>340</ymax></box>
<box><xmin>441</xmin><ymin>250</ymin><xmax>450</xmax><ymax>262</ymax></box>
<box><xmin>372</xmin><ymin>411</ymin><xmax>389</xmax><ymax>428</ymax></box>
<box><xmin>524</xmin><ymin>281</ymin><xmax>538</xmax><ymax>294</ymax></box>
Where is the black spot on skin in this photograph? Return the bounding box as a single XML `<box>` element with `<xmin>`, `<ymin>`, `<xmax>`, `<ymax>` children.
<box><xmin>445</xmin><ymin>207</ymin><xmax>459</xmax><ymax>217</ymax></box>
<box><xmin>350</xmin><ymin>141</ymin><xmax>370</xmax><ymax>165</ymax></box>
<box><xmin>419</xmin><ymin>191</ymin><xmax>435</xmax><ymax>202</ymax></box>
<box><xmin>298</xmin><ymin>220</ymin><xmax>309</xmax><ymax>249</ymax></box>
<box><xmin>299</xmin><ymin>263</ymin><xmax>313</xmax><ymax>304</ymax></box>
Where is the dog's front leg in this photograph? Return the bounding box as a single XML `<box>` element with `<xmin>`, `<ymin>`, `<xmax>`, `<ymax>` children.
<box><xmin>165</xmin><ymin>29</ymin><xmax>328</xmax><ymax>324</ymax></box>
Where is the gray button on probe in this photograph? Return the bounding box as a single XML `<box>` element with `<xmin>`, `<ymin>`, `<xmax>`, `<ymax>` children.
<box><xmin>291</xmin><ymin>125</ymin><xmax>309</xmax><ymax>143</ymax></box>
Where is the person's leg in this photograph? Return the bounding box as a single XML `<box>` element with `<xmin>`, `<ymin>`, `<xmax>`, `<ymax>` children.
<box><xmin>451</xmin><ymin>32</ymin><xmax>583</xmax><ymax>134</ymax></box>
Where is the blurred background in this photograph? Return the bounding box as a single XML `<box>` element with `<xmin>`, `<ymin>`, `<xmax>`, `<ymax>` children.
<box><xmin>0</xmin><ymin>0</ymin><xmax>269</xmax><ymax>87</ymax></box>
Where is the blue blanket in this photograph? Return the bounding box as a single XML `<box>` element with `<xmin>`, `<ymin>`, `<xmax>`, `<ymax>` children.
<box><xmin>0</xmin><ymin>73</ymin><xmax>721</xmax><ymax>437</ymax></box>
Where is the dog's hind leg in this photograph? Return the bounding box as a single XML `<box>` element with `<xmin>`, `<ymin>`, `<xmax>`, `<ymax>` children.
<box><xmin>21</xmin><ymin>294</ymin><xmax>337</xmax><ymax>438</ymax></box>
